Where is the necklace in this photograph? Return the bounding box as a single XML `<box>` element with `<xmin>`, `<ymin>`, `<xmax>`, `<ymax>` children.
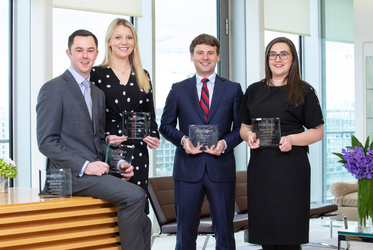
<box><xmin>110</xmin><ymin>65</ymin><xmax>131</xmax><ymax>75</ymax></box>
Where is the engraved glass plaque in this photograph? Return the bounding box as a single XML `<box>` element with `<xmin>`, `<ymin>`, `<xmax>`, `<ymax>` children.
<box><xmin>122</xmin><ymin>112</ymin><xmax>150</xmax><ymax>139</ymax></box>
<box><xmin>39</xmin><ymin>168</ymin><xmax>72</xmax><ymax>198</ymax></box>
<box><xmin>189</xmin><ymin>125</ymin><xmax>218</xmax><ymax>151</ymax></box>
<box><xmin>105</xmin><ymin>143</ymin><xmax>134</xmax><ymax>174</ymax></box>
<box><xmin>251</xmin><ymin>117</ymin><xmax>281</xmax><ymax>146</ymax></box>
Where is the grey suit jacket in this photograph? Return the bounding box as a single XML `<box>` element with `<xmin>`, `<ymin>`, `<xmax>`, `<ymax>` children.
<box><xmin>36</xmin><ymin>69</ymin><xmax>107</xmax><ymax>192</ymax></box>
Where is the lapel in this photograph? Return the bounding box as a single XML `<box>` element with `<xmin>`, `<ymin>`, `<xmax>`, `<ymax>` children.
<box><xmin>207</xmin><ymin>75</ymin><xmax>226</xmax><ymax>123</ymax></box>
<box><xmin>186</xmin><ymin>75</ymin><xmax>205</xmax><ymax>123</ymax></box>
<box><xmin>63</xmin><ymin>70</ymin><xmax>93</xmax><ymax>130</ymax></box>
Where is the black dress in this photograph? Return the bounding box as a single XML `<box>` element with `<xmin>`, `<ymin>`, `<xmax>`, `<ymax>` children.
<box><xmin>237</xmin><ymin>80</ymin><xmax>324</xmax><ymax>245</ymax></box>
<box><xmin>91</xmin><ymin>66</ymin><xmax>159</xmax><ymax>214</ymax></box>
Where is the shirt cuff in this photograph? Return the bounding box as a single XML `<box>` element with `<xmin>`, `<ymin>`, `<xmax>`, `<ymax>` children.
<box><xmin>79</xmin><ymin>161</ymin><xmax>89</xmax><ymax>177</ymax></box>
<box><xmin>222</xmin><ymin>139</ymin><xmax>227</xmax><ymax>153</ymax></box>
<box><xmin>181</xmin><ymin>135</ymin><xmax>189</xmax><ymax>146</ymax></box>
<box><xmin>117</xmin><ymin>159</ymin><xmax>126</xmax><ymax>172</ymax></box>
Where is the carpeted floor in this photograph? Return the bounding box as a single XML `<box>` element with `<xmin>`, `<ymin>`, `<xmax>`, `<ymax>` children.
<box><xmin>152</xmin><ymin>219</ymin><xmax>372</xmax><ymax>249</ymax></box>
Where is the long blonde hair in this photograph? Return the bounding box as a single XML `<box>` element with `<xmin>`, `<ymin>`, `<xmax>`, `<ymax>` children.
<box><xmin>100</xmin><ymin>18</ymin><xmax>150</xmax><ymax>93</ymax></box>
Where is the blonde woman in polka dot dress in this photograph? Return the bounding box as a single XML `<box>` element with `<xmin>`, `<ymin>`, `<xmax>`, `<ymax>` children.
<box><xmin>91</xmin><ymin>18</ymin><xmax>160</xmax><ymax>214</ymax></box>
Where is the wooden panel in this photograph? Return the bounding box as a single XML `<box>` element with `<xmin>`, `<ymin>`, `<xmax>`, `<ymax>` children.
<box><xmin>0</xmin><ymin>207</ymin><xmax>117</xmax><ymax>224</ymax></box>
<box><xmin>0</xmin><ymin>216</ymin><xmax>118</xmax><ymax>235</ymax></box>
<box><xmin>0</xmin><ymin>188</ymin><xmax>121</xmax><ymax>249</ymax></box>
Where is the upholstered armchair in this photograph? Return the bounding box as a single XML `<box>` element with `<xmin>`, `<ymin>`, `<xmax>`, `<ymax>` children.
<box><xmin>329</xmin><ymin>180</ymin><xmax>358</xmax><ymax>221</ymax></box>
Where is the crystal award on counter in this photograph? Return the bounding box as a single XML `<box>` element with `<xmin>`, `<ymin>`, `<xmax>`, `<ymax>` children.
<box><xmin>122</xmin><ymin>112</ymin><xmax>150</xmax><ymax>139</ymax></box>
<box><xmin>105</xmin><ymin>143</ymin><xmax>134</xmax><ymax>174</ymax></box>
<box><xmin>189</xmin><ymin>125</ymin><xmax>218</xmax><ymax>151</ymax></box>
<box><xmin>39</xmin><ymin>168</ymin><xmax>72</xmax><ymax>198</ymax></box>
<box><xmin>251</xmin><ymin>117</ymin><xmax>281</xmax><ymax>146</ymax></box>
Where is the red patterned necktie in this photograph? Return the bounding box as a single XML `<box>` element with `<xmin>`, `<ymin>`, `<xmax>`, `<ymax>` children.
<box><xmin>200</xmin><ymin>78</ymin><xmax>209</xmax><ymax>123</ymax></box>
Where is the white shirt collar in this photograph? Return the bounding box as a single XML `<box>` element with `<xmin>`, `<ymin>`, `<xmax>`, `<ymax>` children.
<box><xmin>196</xmin><ymin>73</ymin><xmax>216</xmax><ymax>85</ymax></box>
<box><xmin>68</xmin><ymin>66</ymin><xmax>90</xmax><ymax>85</ymax></box>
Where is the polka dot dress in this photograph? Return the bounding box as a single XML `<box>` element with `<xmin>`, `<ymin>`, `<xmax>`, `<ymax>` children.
<box><xmin>91</xmin><ymin>66</ymin><xmax>160</xmax><ymax>214</ymax></box>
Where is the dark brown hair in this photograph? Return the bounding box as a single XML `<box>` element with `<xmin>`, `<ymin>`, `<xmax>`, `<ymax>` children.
<box><xmin>265</xmin><ymin>37</ymin><xmax>304</xmax><ymax>107</ymax></box>
<box><xmin>68</xmin><ymin>29</ymin><xmax>98</xmax><ymax>51</ymax></box>
<box><xmin>189</xmin><ymin>34</ymin><xmax>220</xmax><ymax>55</ymax></box>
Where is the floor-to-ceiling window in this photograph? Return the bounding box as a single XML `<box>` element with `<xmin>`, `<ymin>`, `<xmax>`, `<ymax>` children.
<box><xmin>323</xmin><ymin>41</ymin><xmax>355</xmax><ymax>200</ymax></box>
<box><xmin>265</xmin><ymin>31</ymin><xmax>300</xmax><ymax>59</ymax></box>
<box><xmin>321</xmin><ymin>0</ymin><xmax>355</xmax><ymax>201</ymax></box>
<box><xmin>0</xmin><ymin>0</ymin><xmax>11</xmax><ymax>158</ymax></box>
<box><xmin>53</xmin><ymin>8</ymin><xmax>130</xmax><ymax>77</ymax></box>
<box><xmin>154</xmin><ymin>0</ymin><xmax>218</xmax><ymax>176</ymax></box>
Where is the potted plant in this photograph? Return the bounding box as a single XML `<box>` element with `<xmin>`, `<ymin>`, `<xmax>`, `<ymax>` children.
<box><xmin>0</xmin><ymin>157</ymin><xmax>17</xmax><ymax>193</ymax></box>
<box><xmin>333</xmin><ymin>135</ymin><xmax>373</xmax><ymax>233</ymax></box>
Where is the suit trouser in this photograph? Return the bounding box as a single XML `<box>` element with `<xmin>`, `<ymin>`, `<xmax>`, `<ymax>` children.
<box><xmin>174</xmin><ymin>171</ymin><xmax>236</xmax><ymax>250</ymax></box>
<box><xmin>73</xmin><ymin>174</ymin><xmax>151</xmax><ymax>250</ymax></box>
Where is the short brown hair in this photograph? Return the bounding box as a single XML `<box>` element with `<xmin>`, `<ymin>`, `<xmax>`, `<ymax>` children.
<box><xmin>189</xmin><ymin>34</ymin><xmax>220</xmax><ymax>55</ymax></box>
<box><xmin>68</xmin><ymin>29</ymin><xmax>98</xmax><ymax>51</ymax></box>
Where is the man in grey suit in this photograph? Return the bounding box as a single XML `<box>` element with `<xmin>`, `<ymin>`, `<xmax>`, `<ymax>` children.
<box><xmin>36</xmin><ymin>29</ymin><xmax>151</xmax><ymax>250</ymax></box>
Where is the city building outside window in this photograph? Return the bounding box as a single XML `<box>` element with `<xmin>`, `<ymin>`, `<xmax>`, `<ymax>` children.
<box><xmin>0</xmin><ymin>1</ymin><xmax>10</xmax><ymax>158</ymax></box>
<box><xmin>155</xmin><ymin>0</ymin><xmax>217</xmax><ymax>176</ymax></box>
<box><xmin>323</xmin><ymin>41</ymin><xmax>355</xmax><ymax>200</ymax></box>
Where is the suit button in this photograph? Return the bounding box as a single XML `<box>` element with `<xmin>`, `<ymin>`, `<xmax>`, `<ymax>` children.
<box><xmin>94</xmin><ymin>135</ymin><xmax>97</xmax><ymax>139</ymax></box>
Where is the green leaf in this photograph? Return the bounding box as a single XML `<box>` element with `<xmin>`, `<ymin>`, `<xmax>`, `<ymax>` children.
<box><xmin>352</xmin><ymin>135</ymin><xmax>363</xmax><ymax>148</ymax></box>
<box><xmin>332</xmin><ymin>152</ymin><xmax>347</xmax><ymax>163</ymax></box>
<box><xmin>358</xmin><ymin>178</ymin><xmax>373</xmax><ymax>227</ymax></box>
<box><xmin>332</xmin><ymin>152</ymin><xmax>344</xmax><ymax>159</ymax></box>
<box><xmin>368</xmin><ymin>180</ymin><xmax>373</xmax><ymax>224</ymax></box>
<box><xmin>364</xmin><ymin>136</ymin><xmax>371</xmax><ymax>154</ymax></box>
<box><xmin>0</xmin><ymin>158</ymin><xmax>17</xmax><ymax>178</ymax></box>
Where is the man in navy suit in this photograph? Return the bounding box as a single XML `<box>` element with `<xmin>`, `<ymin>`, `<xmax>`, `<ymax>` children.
<box><xmin>160</xmin><ymin>34</ymin><xmax>243</xmax><ymax>250</ymax></box>
<box><xmin>36</xmin><ymin>30</ymin><xmax>151</xmax><ymax>250</ymax></box>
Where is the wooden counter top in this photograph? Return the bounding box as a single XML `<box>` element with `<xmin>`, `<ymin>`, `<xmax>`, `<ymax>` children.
<box><xmin>0</xmin><ymin>187</ymin><xmax>121</xmax><ymax>249</ymax></box>
<box><xmin>0</xmin><ymin>187</ymin><xmax>53</xmax><ymax>205</ymax></box>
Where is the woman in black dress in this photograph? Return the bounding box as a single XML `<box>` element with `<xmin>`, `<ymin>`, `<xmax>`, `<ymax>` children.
<box><xmin>91</xmin><ymin>18</ymin><xmax>160</xmax><ymax>214</ymax></box>
<box><xmin>238</xmin><ymin>37</ymin><xmax>324</xmax><ymax>250</ymax></box>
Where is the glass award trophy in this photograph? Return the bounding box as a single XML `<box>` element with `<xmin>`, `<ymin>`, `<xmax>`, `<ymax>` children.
<box><xmin>189</xmin><ymin>124</ymin><xmax>218</xmax><ymax>151</ymax></box>
<box><xmin>39</xmin><ymin>168</ymin><xmax>72</xmax><ymax>198</ymax></box>
<box><xmin>251</xmin><ymin>117</ymin><xmax>281</xmax><ymax>146</ymax></box>
<box><xmin>105</xmin><ymin>143</ymin><xmax>134</xmax><ymax>174</ymax></box>
<box><xmin>122</xmin><ymin>112</ymin><xmax>150</xmax><ymax>139</ymax></box>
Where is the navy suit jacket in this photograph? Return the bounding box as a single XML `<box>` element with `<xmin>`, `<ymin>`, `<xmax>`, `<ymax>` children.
<box><xmin>160</xmin><ymin>75</ymin><xmax>243</xmax><ymax>183</ymax></box>
<box><xmin>36</xmin><ymin>70</ymin><xmax>107</xmax><ymax>193</ymax></box>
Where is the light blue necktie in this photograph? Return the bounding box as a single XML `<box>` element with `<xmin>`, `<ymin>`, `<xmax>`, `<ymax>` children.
<box><xmin>82</xmin><ymin>80</ymin><xmax>92</xmax><ymax>119</ymax></box>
